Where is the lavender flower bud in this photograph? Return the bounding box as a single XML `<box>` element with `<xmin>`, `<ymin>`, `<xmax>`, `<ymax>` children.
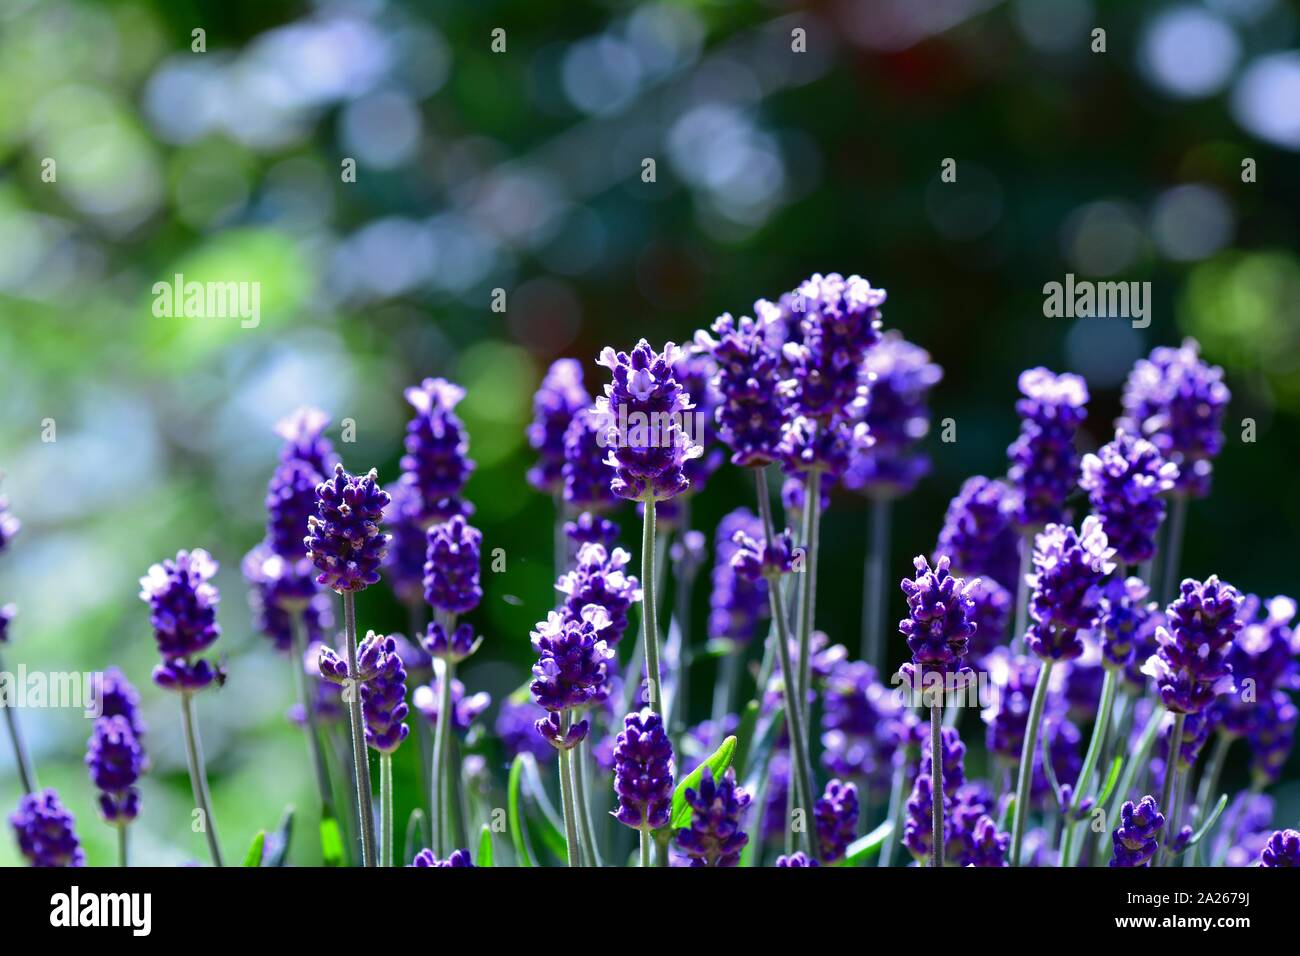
<box><xmin>86</xmin><ymin>716</ymin><xmax>144</xmax><ymax>823</ymax></box>
<box><xmin>775</xmin><ymin>852</ymin><xmax>818</xmax><ymax>867</ymax></box>
<box><xmin>139</xmin><ymin>548</ymin><xmax>222</xmax><ymax>692</ymax></box>
<box><xmin>359</xmin><ymin>635</ymin><xmax>409</xmax><ymax>753</ymax></box>
<box><xmin>565</xmin><ymin>511</ymin><xmax>620</xmax><ymax>549</ymax></box>
<box><xmin>731</xmin><ymin>526</ymin><xmax>795</xmax><ymax>581</ymax></box>
<box><xmin>675</xmin><ymin>767</ymin><xmax>751</xmax><ymax>867</ymax></box>
<box><xmin>1025</xmin><ymin>517</ymin><xmax>1117</xmax><ymax>662</ymax></box>
<box><xmin>423</xmin><ymin>620</ymin><xmax>480</xmax><ymax>663</ymax></box>
<box><xmin>695</xmin><ymin>312</ymin><xmax>787</xmax><ymax>467</ymax></box>
<box><xmin>1079</xmin><ymin>431</ymin><xmax>1178</xmax><ymax>565</ymax></box>
<box><xmin>1110</xmin><ymin>796</ymin><xmax>1165</xmax><ymax>867</ymax></box>
<box><xmin>1007</xmin><ymin>367</ymin><xmax>1089</xmax><ymax>528</ymax></box>
<box><xmin>528</xmin><ymin>359</ymin><xmax>591</xmax><ymax>495</ymax></box>
<box><xmin>9</xmin><ymin>790</ymin><xmax>84</xmax><ymax>867</ymax></box>
<box><xmin>903</xmin><ymin>774</ymin><xmax>942</xmax><ymax>862</ymax></box>
<box><xmin>708</xmin><ymin>509</ymin><xmax>770</xmax><ymax>646</ymax></box>
<box><xmin>413</xmin><ymin>677</ymin><xmax>491</xmax><ymax>734</ymax></box>
<box><xmin>1144</xmin><ymin>576</ymin><xmax>1243</xmax><ymax>714</ymax></box>
<box><xmin>814</xmin><ymin>779</ymin><xmax>859</xmax><ymax>863</ymax></box>
<box><xmin>1259</xmin><ymin>829</ymin><xmax>1300</xmax><ymax>867</ymax></box>
<box><xmin>423</xmin><ymin>514</ymin><xmax>482</xmax><ymax>616</ymax></box>
<box><xmin>529</xmin><ymin>607</ymin><xmax>616</xmax><ymax>712</ymax></box>
<box><xmin>305</xmin><ymin>464</ymin><xmax>392</xmax><ymax>593</ymax></box>
<box><xmin>410</xmin><ymin>848</ymin><xmax>474</xmax><ymax>867</ymax></box>
<box><xmin>556</xmin><ymin>543</ymin><xmax>642</xmax><ymax>646</ymax></box>
<box><xmin>534</xmin><ymin>711</ymin><xmax>589</xmax><ymax>751</ymax></box>
<box><xmin>966</xmin><ymin>814</ymin><xmax>1011</xmax><ymax>867</ymax></box>
<box><xmin>922</xmin><ymin>726</ymin><xmax>967</xmax><ymax>799</ymax></box>
<box><xmin>899</xmin><ymin>555</ymin><xmax>977</xmax><ymax>683</ymax></box>
<box><xmin>274</xmin><ymin>407</ymin><xmax>338</xmax><ymax>478</ymax></box>
<box><xmin>496</xmin><ymin>697</ymin><xmax>557</xmax><ymax>763</ymax></box>
<box><xmin>612</xmin><ymin>709</ymin><xmax>675</xmax><ymax>831</ymax></box>
<box><xmin>97</xmin><ymin>667</ymin><xmax>146</xmax><ymax>739</ymax></box>
<box><xmin>935</xmin><ymin>476</ymin><xmax>1021</xmax><ymax>592</ymax></box>
<box><xmin>265</xmin><ymin>458</ymin><xmax>321</xmax><ymax>562</ymax></box>
<box><xmin>400</xmin><ymin>378</ymin><xmax>475</xmax><ymax>523</ymax></box>
<box><xmin>1098</xmin><ymin>576</ymin><xmax>1159</xmax><ymax>673</ymax></box>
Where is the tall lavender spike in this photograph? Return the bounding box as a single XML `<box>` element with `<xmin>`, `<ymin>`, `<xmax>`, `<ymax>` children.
<box><xmin>305</xmin><ymin>465</ymin><xmax>392</xmax><ymax>594</ymax></box>
<box><xmin>1144</xmin><ymin>576</ymin><xmax>1243</xmax><ymax>716</ymax></box>
<box><xmin>274</xmin><ymin>406</ymin><xmax>339</xmax><ymax>478</ymax></box>
<box><xmin>528</xmin><ymin>358</ymin><xmax>592</xmax><ymax>495</ymax></box>
<box><xmin>1079</xmin><ymin>430</ymin><xmax>1179</xmax><ymax>566</ymax></box>
<box><xmin>1007</xmin><ymin>368</ymin><xmax>1089</xmax><ymax>529</ymax></box>
<box><xmin>675</xmin><ymin>767</ymin><xmax>751</xmax><ymax>867</ymax></box>
<box><xmin>562</xmin><ymin>408</ymin><xmax>621</xmax><ymax>513</ymax></box>
<box><xmin>1259</xmin><ymin>829</ymin><xmax>1300</xmax><ymax>867</ymax></box>
<box><xmin>86</xmin><ymin>716</ymin><xmax>145</xmax><ymax>835</ymax></box>
<box><xmin>1025</xmin><ymin>517</ymin><xmax>1117</xmax><ymax>662</ymax></box>
<box><xmin>935</xmin><ymin>475</ymin><xmax>1021</xmax><ymax>592</ymax></box>
<box><xmin>400</xmin><ymin>378</ymin><xmax>475</xmax><ymax>525</ymax></box>
<box><xmin>611</xmin><ymin>709</ymin><xmax>675</xmax><ymax>845</ymax></box>
<box><xmin>360</xmin><ymin>635</ymin><xmax>409</xmax><ymax>754</ymax></box>
<box><xmin>694</xmin><ymin>311</ymin><xmax>787</xmax><ymax>467</ymax></box>
<box><xmin>814</xmin><ymin>779</ymin><xmax>859</xmax><ymax>863</ymax></box>
<box><xmin>1110</xmin><ymin>796</ymin><xmax>1166</xmax><ymax>867</ymax></box>
<box><xmin>423</xmin><ymin>514</ymin><xmax>483</xmax><ymax>616</ymax></box>
<box><xmin>9</xmin><ymin>790</ymin><xmax>84</xmax><ymax>867</ymax></box>
<box><xmin>708</xmin><ymin>509</ymin><xmax>770</xmax><ymax>648</ymax></box>
<box><xmin>555</xmin><ymin>542</ymin><xmax>642</xmax><ymax>646</ymax></box>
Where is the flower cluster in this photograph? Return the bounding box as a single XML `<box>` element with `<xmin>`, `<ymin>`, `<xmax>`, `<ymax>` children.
<box><xmin>1006</xmin><ymin>368</ymin><xmax>1089</xmax><ymax>528</ymax></box>
<box><xmin>9</xmin><ymin>790</ymin><xmax>84</xmax><ymax>867</ymax></box>
<box><xmin>86</xmin><ymin>715</ymin><xmax>144</xmax><ymax>823</ymax></box>
<box><xmin>139</xmin><ymin>548</ymin><xmax>223</xmax><ymax>692</ymax></box>
<box><xmin>775</xmin><ymin>852</ymin><xmax>818</xmax><ymax>867</ymax></box>
<box><xmin>423</xmin><ymin>514</ymin><xmax>482</xmax><ymax>616</ymax></box>
<box><xmin>1145</xmin><ymin>576</ymin><xmax>1243</xmax><ymax>714</ymax></box>
<box><xmin>413</xmin><ymin>677</ymin><xmax>491</xmax><ymax>734</ymax></box>
<box><xmin>1079</xmin><ymin>431</ymin><xmax>1178</xmax><ymax>565</ymax></box>
<box><xmin>1110</xmin><ymin>796</ymin><xmax>1165</xmax><ymax>867</ymax></box>
<box><xmin>400</xmin><ymin>378</ymin><xmax>475</xmax><ymax>523</ymax></box>
<box><xmin>410</xmin><ymin>848</ymin><xmax>474</xmax><ymax>867</ymax></box>
<box><xmin>529</xmin><ymin>606</ymin><xmax>615</xmax><ymax>719</ymax></box>
<box><xmin>1097</xmin><ymin>576</ymin><xmax>1160</xmax><ymax>676</ymax></box>
<box><xmin>1025</xmin><ymin>517</ymin><xmax>1117</xmax><ymax>661</ymax></box>
<box><xmin>813</xmin><ymin>779</ymin><xmax>859</xmax><ymax>863</ymax></box>
<box><xmin>1119</xmin><ymin>339</ymin><xmax>1229</xmax><ymax>498</ymax></box>
<box><xmin>358</xmin><ymin>635</ymin><xmax>410</xmax><ymax>753</ymax></box>
<box><xmin>241</xmin><ymin>543</ymin><xmax>326</xmax><ymax>653</ymax></box>
<box><xmin>423</xmin><ymin>620</ymin><xmax>480</xmax><ymax>663</ymax></box>
<box><xmin>820</xmin><ymin>660</ymin><xmax>911</xmax><ymax>794</ymax></box>
<box><xmin>695</xmin><ymin>312</ymin><xmax>786</xmax><ymax>467</ymax></box>
<box><xmin>935</xmin><ymin>476</ymin><xmax>1021</xmax><ymax>592</ymax></box>
<box><xmin>731</xmin><ymin>524</ymin><xmax>796</xmax><ymax>581</ymax></box>
<box><xmin>707</xmin><ymin>508</ymin><xmax>770</xmax><ymax>647</ymax></box>
<box><xmin>562</xmin><ymin>408</ymin><xmax>620</xmax><ymax>512</ymax></box>
<box><xmin>1259</xmin><ymin>829</ymin><xmax>1300</xmax><ymax>867</ymax></box>
<box><xmin>675</xmin><ymin>767</ymin><xmax>751</xmax><ymax>867</ymax></box>
<box><xmin>305</xmin><ymin>465</ymin><xmax>392</xmax><ymax>593</ymax></box>
<box><xmin>564</xmin><ymin>511</ymin><xmax>620</xmax><ymax>549</ymax></box>
<box><xmin>898</xmin><ymin>555</ymin><xmax>977</xmax><ymax>683</ymax></box>
<box><xmin>555</xmin><ymin>543</ymin><xmax>641</xmax><ymax>646</ymax></box>
<box><xmin>611</xmin><ymin>710</ymin><xmax>675</xmax><ymax>831</ymax></box>
<box><xmin>527</xmin><ymin>359</ymin><xmax>591</xmax><ymax>495</ymax></box>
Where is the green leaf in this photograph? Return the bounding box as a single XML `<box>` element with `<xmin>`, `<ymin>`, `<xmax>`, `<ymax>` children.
<box><xmin>1094</xmin><ymin>756</ymin><xmax>1123</xmax><ymax>808</ymax></box>
<box><xmin>1040</xmin><ymin>724</ymin><xmax>1063</xmax><ymax>802</ymax></box>
<box><xmin>507</xmin><ymin>754</ymin><xmax>536</xmax><ymax>867</ymax></box>
<box><xmin>1182</xmin><ymin>794</ymin><xmax>1229</xmax><ymax>852</ymax></box>
<box><xmin>478</xmin><ymin>823</ymin><xmax>495</xmax><ymax>868</ymax></box>
<box><xmin>262</xmin><ymin>806</ymin><xmax>294</xmax><ymax>867</ymax></box>
<box><xmin>668</xmin><ymin>736</ymin><xmax>737</xmax><ymax>831</ymax></box>
<box><xmin>521</xmin><ymin>754</ymin><xmax>568</xmax><ymax>860</ymax></box>
<box><xmin>242</xmin><ymin>831</ymin><xmax>266</xmax><ymax>868</ymax></box>
<box><xmin>835</xmin><ymin>820</ymin><xmax>894</xmax><ymax>866</ymax></box>
<box><xmin>319</xmin><ymin>817</ymin><xmax>344</xmax><ymax>868</ymax></box>
<box><xmin>998</xmin><ymin>796</ymin><xmax>1015</xmax><ymax>833</ymax></box>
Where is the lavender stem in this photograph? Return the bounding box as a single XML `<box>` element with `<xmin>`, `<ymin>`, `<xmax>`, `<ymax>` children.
<box><xmin>640</xmin><ymin>495</ymin><xmax>663</xmax><ymax>713</ymax></box>
<box><xmin>1155</xmin><ymin>712</ymin><xmax>1185</xmax><ymax>867</ymax></box>
<box><xmin>431</xmin><ymin>652</ymin><xmax>457</xmax><ymax>856</ymax></box>
<box><xmin>380</xmin><ymin>751</ymin><xmax>393</xmax><ymax>867</ymax></box>
<box><xmin>290</xmin><ymin>612</ymin><xmax>337</xmax><ymax>825</ymax></box>
<box><xmin>861</xmin><ymin>496</ymin><xmax>891</xmax><ymax>669</ymax></box>
<box><xmin>797</xmin><ymin>469</ymin><xmax>822</xmax><ymax>700</ymax></box>
<box><xmin>1010</xmin><ymin>658</ymin><xmax>1054</xmax><ymax>866</ymax></box>
<box><xmin>179</xmin><ymin>690</ymin><xmax>225</xmax><ymax>867</ymax></box>
<box><xmin>341</xmin><ymin>590</ymin><xmax>376</xmax><ymax>867</ymax></box>
<box><xmin>556</xmin><ymin>711</ymin><xmax>582</xmax><ymax>867</ymax></box>
<box><xmin>930</xmin><ymin>696</ymin><xmax>944</xmax><ymax>867</ymax></box>
<box><xmin>0</xmin><ymin>649</ymin><xmax>37</xmax><ymax>795</ymax></box>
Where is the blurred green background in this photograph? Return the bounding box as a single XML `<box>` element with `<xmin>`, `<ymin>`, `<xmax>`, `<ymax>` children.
<box><xmin>2</xmin><ymin>0</ymin><xmax>1299</xmax><ymax>865</ymax></box>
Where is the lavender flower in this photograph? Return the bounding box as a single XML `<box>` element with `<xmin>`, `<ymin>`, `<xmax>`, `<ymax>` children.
<box><xmin>612</xmin><ymin>709</ymin><xmax>675</xmax><ymax>831</ymax></box>
<box><xmin>413</xmin><ymin>677</ymin><xmax>491</xmax><ymax>734</ymax></box>
<box><xmin>241</xmin><ymin>543</ymin><xmax>321</xmax><ymax>652</ymax></box>
<box><xmin>731</xmin><ymin>522</ymin><xmax>796</xmax><ymax>582</ymax></box>
<box><xmin>898</xmin><ymin>555</ymin><xmax>977</xmax><ymax>683</ymax></box>
<box><xmin>382</xmin><ymin>481</ymin><xmax>434</xmax><ymax>607</ymax></box>
<box><xmin>423</xmin><ymin>514</ymin><xmax>482</xmax><ymax>615</ymax></box>
<box><xmin>400</xmin><ymin>378</ymin><xmax>475</xmax><ymax>523</ymax></box>
<box><xmin>528</xmin><ymin>359</ymin><xmax>591</xmax><ymax>495</ymax></box>
<box><xmin>265</xmin><ymin>458</ymin><xmax>322</xmax><ymax>562</ymax></box>
<box><xmin>903</xmin><ymin>774</ymin><xmax>941</xmax><ymax>862</ymax></box>
<box><xmin>305</xmin><ymin>465</ymin><xmax>392</xmax><ymax>593</ymax></box>
<box><xmin>0</xmin><ymin>603</ymin><xmax>14</xmax><ymax>644</ymax></box>
<box><xmin>844</xmin><ymin>331</ymin><xmax>942</xmax><ymax>497</ymax></box>
<box><xmin>669</xmin><ymin>347</ymin><xmax>725</xmax><ymax>511</ymax></box>
<box><xmin>966</xmin><ymin>577</ymin><xmax>1013</xmax><ymax>661</ymax></box>
<box><xmin>775</xmin><ymin>852</ymin><xmax>818</xmax><ymax>867</ymax></box>
<box><xmin>410</xmin><ymin>848</ymin><xmax>474</xmax><ymax>867</ymax></box>
<box><xmin>1025</xmin><ymin>517</ymin><xmax>1117</xmax><ymax>662</ymax></box>
<box><xmin>556</xmin><ymin>543</ymin><xmax>641</xmax><ymax>646</ymax></box>
<box><xmin>814</xmin><ymin>779</ymin><xmax>859</xmax><ymax>862</ymax></box>
<box><xmin>675</xmin><ymin>767</ymin><xmax>751</xmax><ymax>867</ymax></box>
<box><xmin>1007</xmin><ymin>368</ymin><xmax>1089</xmax><ymax>528</ymax></box>
<box><xmin>1248</xmin><ymin>691</ymin><xmax>1297</xmax><ymax>784</ymax></box>
<box><xmin>318</xmin><ymin>629</ymin><xmax>389</xmax><ymax>684</ymax></box>
<box><xmin>1144</xmin><ymin>576</ymin><xmax>1243</xmax><ymax>714</ymax></box>
<box><xmin>1098</xmin><ymin>576</ymin><xmax>1160</xmax><ymax>674</ymax></box>
<box><xmin>423</xmin><ymin>620</ymin><xmax>480</xmax><ymax>663</ymax></box>
<box><xmin>565</xmin><ymin>511</ymin><xmax>620</xmax><ymax>549</ymax></box>
<box><xmin>86</xmin><ymin>716</ymin><xmax>144</xmax><ymax>823</ymax></box>
<box><xmin>1259</xmin><ymin>830</ymin><xmax>1300</xmax><ymax>867</ymax></box>
<box><xmin>695</xmin><ymin>311</ymin><xmax>787</xmax><ymax>467</ymax></box>
<box><xmin>966</xmin><ymin>815</ymin><xmax>1011</xmax><ymax>867</ymax></box>
<box><xmin>97</xmin><ymin>667</ymin><xmax>146</xmax><ymax>739</ymax></box>
<box><xmin>935</xmin><ymin>476</ymin><xmax>1021</xmax><ymax>592</ymax></box>
<box><xmin>496</xmin><ymin>697</ymin><xmax>556</xmax><ymax>763</ymax></box>
<box><xmin>139</xmin><ymin>549</ymin><xmax>223</xmax><ymax>692</ymax></box>
<box><xmin>0</xmin><ymin>476</ymin><xmax>19</xmax><ymax>553</ymax></box>
<box><xmin>1219</xmin><ymin>595</ymin><xmax>1299</xmax><ymax>737</ymax></box>
<box><xmin>595</xmin><ymin>339</ymin><xmax>702</xmax><ymax>501</ymax></box>
<box><xmin>357</xmin><ymin>635</ymin><xmax>409</xmax><ymax>753</ymax></box>
<box><xmin>1110</xmin><ymin>796</ymin><xmax>1165</xmax><ymax>867</ymax></box>
<box><xmin>529</xmin><ymin>606</ymin><xmax>616</xmax><ymax>714</ymax></box>
<box><xmin>821</xmin><ymin>660</ymin><xmax>907</xmax><ymax>795</ymax></box>
<box><xmin>562</xmin><ymin>408</ymin><xmax>620</xmax><ymax>511</ymax></box>
<box><xmin>921</xmin><ymin>726</ymin><xmax>967</xmax><ymax>799</ymax></box>
<box><xmin>274</xmin><ymin>406</ymin><xmax>338</xmax><ymax>478</ymax></box>
<box><xmin>707</xmin><ymin>509</ymin><xmax>770</xmax><ymax>647</ymax></box>
<box><xmin>9</xmin><ymin>790</ymin><xmax>84</xmax><ymax>867</ymax></box>
<box><xmin>1079</xmin><ymin>431</ymin><xmax>1179</xmax><ymax>565</ymax></box>
<box><xmin>1119</xmin><ymin>339</ymin><xmax>1229</xmax><ymax>498</ymax></box>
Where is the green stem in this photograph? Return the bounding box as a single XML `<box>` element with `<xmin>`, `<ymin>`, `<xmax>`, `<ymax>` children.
<box><xmin>290</xmin><ymin>612</ymin><xmax>337</xmax><ymax>824</ymax></box>
<box><xmin>574</xmin><ymin>736</ymin><xmax>603</xmax><ymax>866</ymax></box>
<box><xmin>1060</xmin><ymin>668</ymin><xmax>1119</xmax><ymax>865</ymax></box>
<box><xmin>640</xmin><ymin>495</ymin><xmax>663</xmax><ymax>714</ymax></box>
<box><xmin>1160</xmin><ymin>497</ymin><xmax>1188</xmax><ymax>605</ymax></box>
<box><xmin>639</xmin><ymin>827</ymin><xmax>651</xmax><ymax>867</ymax></box>
<box><xmin>432</xmin><ymin>655</ymin><xmax>457</xmax><ymax>856</ymax></box>
<box><xmin>179</xmin><ymin>690</ymin><xmax>225</xmax><ymax>867</ymax></box>
<box><xmin>1097</xmin><ymin>702</ymin><xmax>1163</xmax><ymax>864</ymax></box>
<box><xmin>0</xmin><ymin>649</ymin><xmax>37</xmax><ymax>795</ymax></box>
<box><xmin>861</xmin><ymin>496</ymin><xmax>891</xmax><ymax>669</ymax></box>
<box><xmin>755</xmin><ymin>467</ymin><xmax>816</xmax><ymax>857</ymax></box>
<box><xmin>341</xmin><ymin>591</ymin><xmax>376</xmax><ymax>867</ymax></box>
<box><xmin>380</xmin><ymin>752</ymin><xmax>393</xmax><ymax>867</ymax></box>
<box><xmin>118</xmin><ymin>825</ymin><xmax>129</xmax><ymax>868</ymax></box>
<box><xmin>879</xmin><ymin>754</ymin><xmax>908</xmax><ymax>867</ymax></box>
<box><xmin>797</xmin><ymin>470</ymin><xmax>822</xmax><ymax>700</ymax></box>
<box><xmin>930</xmin><ymin>699</ymin><xmax>944</xmax><ymax>868</ymax></box>
<box><xmin>1010</xmin><ymin>658</ymin><xmax>1054</xmax><ymax>866</ymax></box>
<box><xmin>556</xmin><ymin>712</ymin><xmax>582</xmax><ymax>867</ymax></box>
<box><xmin>1188</xmin><ymin>733</ymin><xmax>1231</xmax><ymax>866</ymax></box>
<box><xmin>1155</xmin><ymin>712</ymin><xmax>1185</xmax><ymax>867</ymax></box>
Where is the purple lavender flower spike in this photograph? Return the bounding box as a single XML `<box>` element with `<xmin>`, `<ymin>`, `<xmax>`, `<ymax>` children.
<box><xmin>139</xmin><ymin>548</ymin><xmax>223</xmax><ymax>692</ymax></box>
<box><xmin>529</xmin><ymin>606</ymin><xmax>616</xmax><ymax>714</ymax></box>
<box><xmin>565</xmin><ymin>511</ymin><xmax>620</xmax><ymax>549</ymax></box>
<box><xmin>383</xmin><ymin>480</ymin><xmax>432</xmax><ymax>608</ymax></box>
<box><xmin>1259</xmin><ymin>830</ymin><xmax>1300</xmax><ymax>867</ymax></box>
<box><xmin>0</xmin><ymin>476</ymin><xmax>19</xmax><ymax>553</ymax></box>
<box><xmin>318</xmin><ymin>630</ymin><xmax>387</xmax><ymax>684</ymax></box>
<box><xmin>898</xmin><ymin>555</ymin><xmax>977</xmax><ymax>684</ymax></box>
<box><xmin>1079</xmin><ymin>431</ymin><xmax>1178</xmax><ymax>565</ymax></box>
<box><xmin>305</xmin><ymin>464</ymin><xmax>392</xmax><ymax>593</ymax></box>
<box><xmin>612</xmin><ymin>709</ymin><xmax>675</xmax><ymax>831</ymax></box>
<box><xmin>1110</xmin><ymin>796</ymin><xmax>1165</xmax><ymax>867</ymax></box>
<box><xmin>401</xmin><ymin>378</ymin><xmax>475</xmax><ymax>524</ymax></box>
<box><xmin>708</xmin><ymin>509</ymin><xmax>770</xmax><ymax>647</ymax></box>
<box><xmin>534</xmin><ymin>710</ymin><xmax>589</xmax><ymax>751</ymax></box>
<box><xmin>1025</xmin><ymin>517</ymin><xmax>1117</xmax><ymax>662</ymax></box>
<box><xmin>9</xmin><ymin>790</ymin><xmax>84</xmax><ymax>867</ymax></box>
<box><xmin>410</xmin><ymin>847</ymin><xmax>474</xmax><ymax>867</ymax></box>
<box><xmin>423</xmin><ymin>620</ymin><xmax>480</xmax><ymax>663</ymax></box>
<box><xmin>274</xmin><ymin>406</ymin><xmax>338</xmax><ymax>478</ymax></box>
<box><xmin>595</xmin><ymin>339</ymin><xmax>702</xmax><ymax>501</ymax></box>
<box><xmin>1098</xmin><ymin>576</ymin><xmax>1159</xmax><ymax>673</ymax></box>
<box><xmin>966</xmin><ymin>577</ymin><xmax>1013</xmax><ymax>662</ymax></box>
<box><xmin>86</xmin><ymin>716</ymin><xmax>144</xmax><ymax>823</ymax></box>
<box><xmin>423</xmin><ymin>514</ymin><xmax>482</xmax><ymax>615</ymax></box>
<box><xmin>556</xmin><ymin>542</ymin><xmax>642</xmax><ymax>646</ymax></box>
<box><xmin>903</xmin><ymin>774</ymin><xmax>941</xmax><ymax>862</ymax></box>
<box><xmin>775</xmin><ymin>852</ymin><xmax>818</xmax><ymax>867</ymax></box>
<box><xmin>672</xmin><ymin>347</ymin><xmax>724</xmax><ymax>493</ymax></box>
<box><xmin>675</xmin><ymin>767</ymin><xmax>751</xmax><ymax>867</ymax></box>
<box><xmin>814</xmin><ymin>779</ymin><xmax>859</xmax><ymax>863</ymax></box>
<box><xmin>562</xmin><ymin>408</ymin><xmax>620</xmax><ymax>512</ymax></box>
<box><xmin>265</xmin><ymin>458</ymin><xmax>322</xmax><ymax>562</ymax></box>
<box><xmin>731</xmin><ymin>524</ymin><xmax>796</xmax><ymax>582</ymax></box>
<box><xmin>1007</xmin><ymin>367</ymin><xmax>1089</xmax><ymax>528</ymax></box>
<box><xmin>242</xmin><ymin>543</ymin><xmax>320</xmax><ymax>652</ymax></box>
<box><xmin>358</xmin><ymin>635</ymin><xmax>409</xmax><ymax>753</ymax></box>
<box><xmin>935</xmin><ymin>476</ymin><xmax>1021</xmax><ymax>591</ymax></box>
<box><xmin>1119</xmin><ymin>339</ymin><xmax>1229</xmax><ymax>498</ymax></box>
<box><xmin>1248</xmin><ymin>691</ymin><xmax>1297</xmax><ymax>784</ymax></box>
<box><xmin>922</xmin><ymin>726</ymin><xmax>967</xmax><ymax>799</ymax></box>
<box><xmin>97</xmin><ymin>667</ymin><xmax>146</xmax><ymax>739</ymax></box>
<box><xmin>966</xmin><ymin>815</ymin><xmax>1010</xmax><ymax>867</ymax></box>
<box><xmin>844</xmin><ymin>331</ymin><xmax>942</xmax><ymax>497</ymax></box>
<box><xmin>413</xmin><ymin>677</ymin><xmax>491</xmax><ymax>734</ymax></box>
<box><xmin>1143</xmin><ymin>576</ymin><xmax>1243</xmax><ymax>714</ymax></box>
<box><xmin>695</xmin><ymin>311</ymin><xmax>787</xmax><ymax>467</ymax></box>
<box><xmin>0</xmin><ymin>603</ymin><xmax>14</xmax><ymax>644</ymax></box>
<box><xmin>528</xmin><ymin>359</ymin><xmax>591</xmax><ymax>495</ymax></box>
<box><xmin>1219</xmin><ymin>595</ymin><xmax>1299</xmax><ymax>737</ymax></box>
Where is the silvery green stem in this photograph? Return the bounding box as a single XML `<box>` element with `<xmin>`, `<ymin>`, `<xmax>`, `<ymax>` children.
<box><xmin>407</xmin><ymin>602</ymin><xmax>434</xmax><ymax>806</ymax></box>
<box><xmin>861</xmin><ymin>496</ymin><xmax>891</xmax><ymax>669</ymax></box>
<box><xmin>1155</xmin><ymin>712</ymin><xmax>1185</xmax><ymax>867</ymax></box>
<box><xmin>639</xmin><ymin>826</ymin><xmax>651</xmax><ymax>867</ymax></box>
<box><xmin>556</xmin><ymin>711</ymin><xmax>582</xmax><ymax>867</ymax></box>
<box><xmin>179</xmin><ymin>689</ymin><xmax>225</xmax><ymax>867</ymax></box>
<box><xmin>1188</xmin><ymin>732</ymin><xmax>1231</xmax><ymax>865</ymax></box>
<box><xmin>432</xmin><ymin>653</ymin><xmax>457</xmax><ymax>856</ymax></box>
<box><xmin>118</xmin><ymin>825</ymin><xmax>129</xmax><ymax>868</ymax></box>
<box><xmin>640</xmin><ymin>495</ymin><xmax>663</xmax><ymax>714</ymax></box>
<box><xmin>290</xmin><ymin>611</ymin><xmax>337</xmax><ymax>825</ymax></box>
<box><xmin>1011</xmin><ymin>536</ymin><xmax>1030</xmax><ymax>656</ymax></box>
<box><xmin>341</xmin><ymin>591</ymin><xmax>376</xmax><ymax>867</ymax></box>
<box><xmin>574</xmin><ymin>736</ymin><xmax>603</xmax><ymax>866</ymax></box>
<box><xmin>1010</xmin><ymin>658</ymin><xmax>1053</xmax><ymax>866</ymax></box>
<box><xmin>380</xmin><ymin>752</ymin><xmax>393</xmax><ymax>867</ymax></box>
<box><xmin>0</xmin><ymin>649</ymin><xmax>37</xmax><ymax>795</ymax></box>
<box><xmin>1060</xmin><ymin>667</ymin><xmax>1119</xmax><ymax>865</ymax></box>
<box><xmin>755</xmin><ymin>467</ymin><xmax>816</xmax><ymax>857</ymax></box>
<box><xmin>879</xmin><ymin>753</ymin><xmax>908</xmax><ymax>867</ymax></box>
<box><xmin>1160</xmin><ymin>497</ymin><xmax>1188</xmax><ymax>605</ymax></box>
<box><xmin>797</xmin><ymin>469</ymin><xmax>823</xmax><ymax>700</ymax></box>
<box><xmin>930</xmin><ymin>698</ymin><xmax>945</xmax><ymax>867</ymax></box>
